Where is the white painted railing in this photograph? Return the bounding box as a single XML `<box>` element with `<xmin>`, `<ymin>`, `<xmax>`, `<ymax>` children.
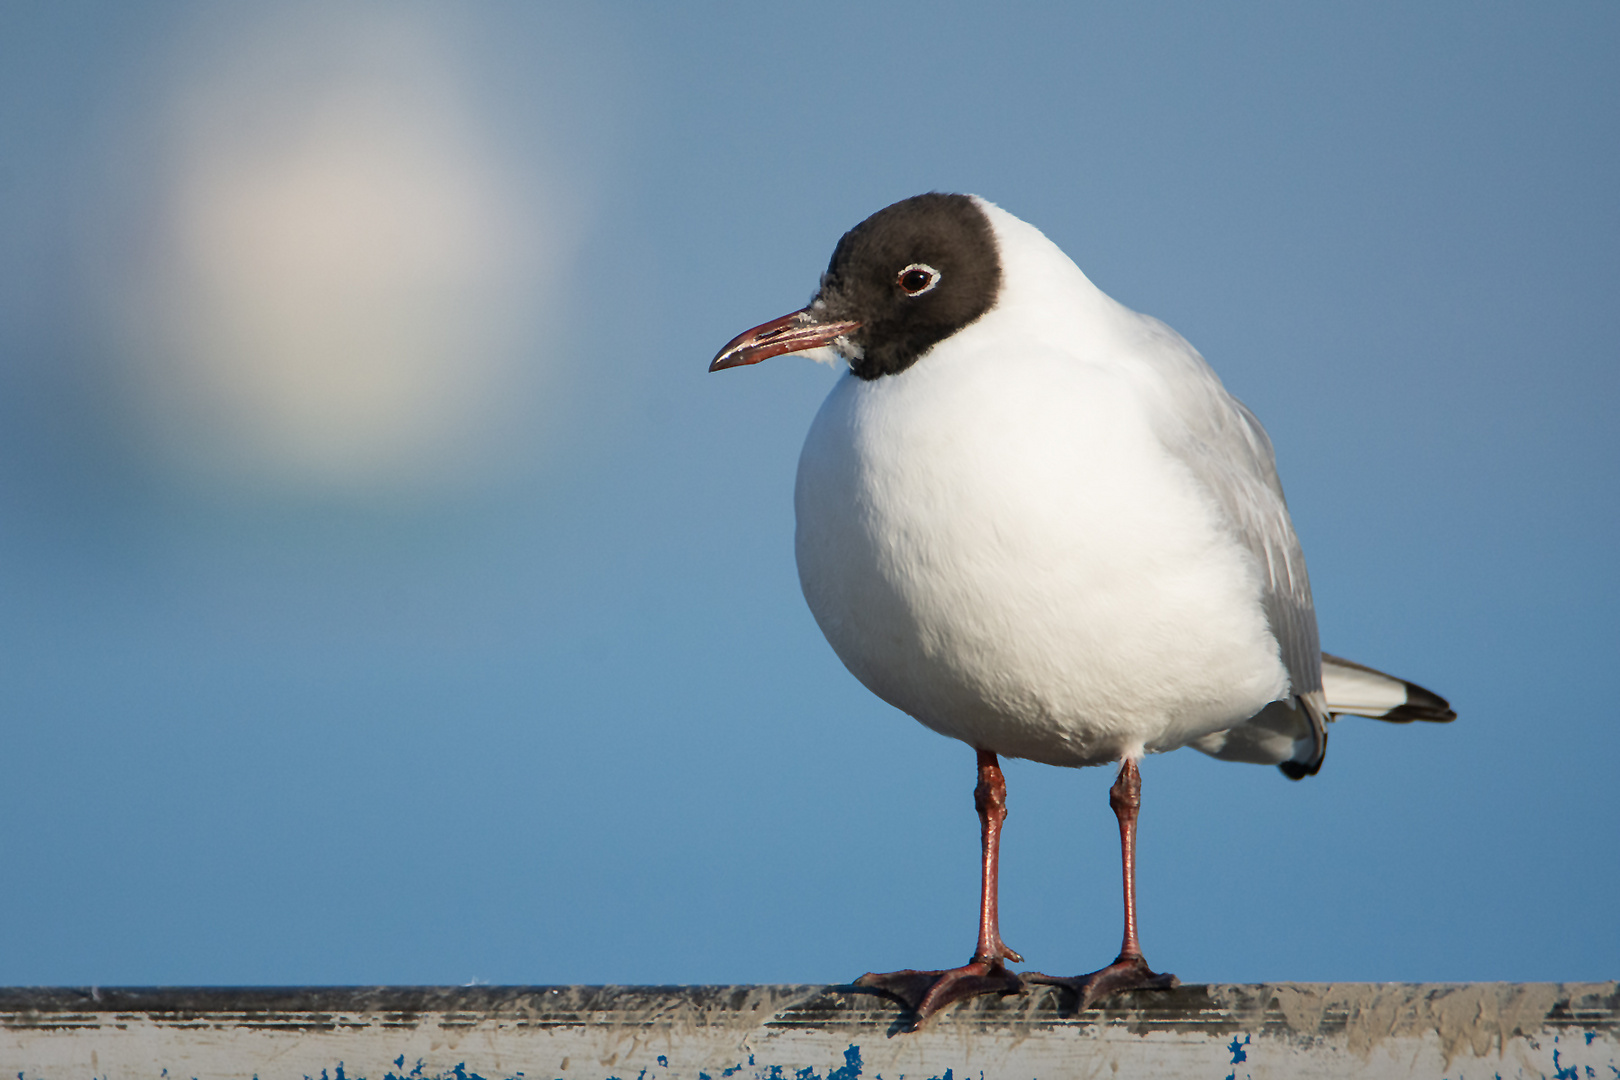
<box><xmin>3</xmin><ymin>983</ymin><xmax>1616</xmax><ymax>1079</ymax></box>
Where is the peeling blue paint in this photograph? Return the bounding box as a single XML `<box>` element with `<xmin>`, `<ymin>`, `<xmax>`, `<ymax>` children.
<box><xmin>16</xmin><ymin>1032</ymin><xmax>1618</xmax><ymax>1080</ymax></box>
<box><xmin>385</xmin><ymin>1056</ymin><xmax>428</xmax><ymax>1080</ymax></box>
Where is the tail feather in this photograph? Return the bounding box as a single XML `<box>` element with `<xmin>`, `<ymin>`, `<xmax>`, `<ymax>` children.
<box><xmin>1189</xmin><ymin>654</ymin><xmax>1453</xmax><ymax>780</ymax></box>
<box><xmin>1321</xmin><ymin>653</ymin><xmax>1456</xmax><ymax>724</ymax></box>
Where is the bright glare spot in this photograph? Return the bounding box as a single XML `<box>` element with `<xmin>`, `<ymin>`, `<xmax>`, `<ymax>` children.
<box><xmin>112</xmin><ymin>8</ymin><xmax>562</xmax><ymax>497</ymax></box>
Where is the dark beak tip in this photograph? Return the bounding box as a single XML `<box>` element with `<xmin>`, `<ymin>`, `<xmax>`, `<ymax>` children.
<box><xmin>708</xmin><ymin>347</ymin><xmax>759</xmax><ymax>373</ymax></box>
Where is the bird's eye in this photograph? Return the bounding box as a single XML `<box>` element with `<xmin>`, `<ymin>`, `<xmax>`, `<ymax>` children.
<box><xmin>897</xmin><ymin>263</ymin><xmax>941</xmax><ymax>296</ymax></box>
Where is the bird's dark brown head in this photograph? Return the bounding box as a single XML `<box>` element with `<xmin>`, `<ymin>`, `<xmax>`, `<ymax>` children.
<box><xmin>711</xmin><ymin>193</ymin><xmax>1003</xmax><ymax>379</ymax></box>
<box><xmin>814</xmin><ymin>193</ymin><xmax>1002</xmax><ymax>379</ymax></box>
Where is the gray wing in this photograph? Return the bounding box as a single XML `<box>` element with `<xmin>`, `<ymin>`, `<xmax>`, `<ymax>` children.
<box><xmin>1130</xmin><ymin>317</ymin><xmax>1328</xmax><ymax>775</ymax></box>
<box><xmin>1188</xmin><ymin>395</ymin><xmax>1322</xmax><ymax>697</ymax></box>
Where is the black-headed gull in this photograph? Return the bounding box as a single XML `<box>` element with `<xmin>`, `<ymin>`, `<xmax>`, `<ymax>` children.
<box><xmin>710</xmin><ymin>193</ymin><xmax>1453</xmax><ymax>1023</ymax></box>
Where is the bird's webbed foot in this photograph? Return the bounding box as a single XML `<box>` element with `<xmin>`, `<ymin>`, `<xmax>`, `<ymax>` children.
<box><xmin>855</xmin><ymin>951</ymin><xmax>1024</xmax><ymax>1027</ymax></box>
<box><xmin>1024</xmin><ymin>953</ymin><xmax>1177</xmax><ymax>1011</ymax></box>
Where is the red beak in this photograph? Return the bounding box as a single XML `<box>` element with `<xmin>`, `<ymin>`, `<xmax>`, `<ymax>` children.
<box><xmin>709</xmin><ymin>310</ymin><xmax>862</xmax><ymax>372</ymax></box>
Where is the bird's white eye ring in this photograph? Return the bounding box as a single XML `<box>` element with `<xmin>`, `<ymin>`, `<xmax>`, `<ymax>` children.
<box><xmin>897</xmin><ymin>263</ymin><xmax>941</xmax><ymax>296</ymax></box>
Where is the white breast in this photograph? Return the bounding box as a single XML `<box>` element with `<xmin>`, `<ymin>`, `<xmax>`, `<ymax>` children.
<box><xmin>793</xmin><ymin>206</ymin><xmax>1289</xmax><ymax>768</ymax></box>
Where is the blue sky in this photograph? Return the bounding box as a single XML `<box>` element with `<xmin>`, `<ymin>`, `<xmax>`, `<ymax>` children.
<box><xmin>1</xmin><ymin>2</ymin><xmax>1616</xmax><ymax>988</ymax></box>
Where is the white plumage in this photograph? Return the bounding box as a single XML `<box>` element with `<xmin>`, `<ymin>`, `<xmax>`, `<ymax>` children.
<box><xmin>797</xmin><ymin>199</ymin><xmax>1299</xmax><ymax>769</ymax></box>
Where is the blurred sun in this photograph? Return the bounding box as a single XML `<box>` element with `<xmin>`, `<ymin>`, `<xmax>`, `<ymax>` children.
<box><xmin>110</xmin><ymin>7</ymin><xmax>564</xmax><ymax>497</ymax></box>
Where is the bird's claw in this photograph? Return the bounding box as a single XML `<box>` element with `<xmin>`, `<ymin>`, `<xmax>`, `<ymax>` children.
<box><xmin>1024</xmin><ymin>953</ymin><xmax>1178</xmax><ymax>1012</ymax></box>
<box><xmin>855</xmin><ymin>960</ymin><xmax>1024</xmax><ymax>1027</ymax></box>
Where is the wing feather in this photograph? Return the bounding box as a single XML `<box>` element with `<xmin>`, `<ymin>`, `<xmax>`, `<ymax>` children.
<box><xmin>1128</xmin><ymin>316</ymin><xmax>1326</xmax><ymax>775</ymax></box>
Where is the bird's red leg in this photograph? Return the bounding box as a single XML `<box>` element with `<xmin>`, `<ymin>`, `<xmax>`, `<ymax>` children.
<box><xmin>1026</xmin><ymin>757</ymin><xmax>1178</xmax><ymax>1009</ymax></box>
<box><xmin>855</xmin><ymin>749</ymin><xmax>1025</xmax><ymax>1023</ymax></box>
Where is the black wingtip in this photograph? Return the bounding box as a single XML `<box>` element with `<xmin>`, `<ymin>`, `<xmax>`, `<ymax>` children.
<box><xmin>1384</xmin><ymin>681</ymin><xmax>1457</xmax><ymax>724</ymax></box>
<box><xmin>1321</xmin><ymin>652</ymin><xmax>1457</xmax><ymax>723</ymax></box>
<box><xmin>1278</xmin><ymin>759</ymin><xmax>1318</xmax><ymax>781</ymax></box>
<box><xmin>1277</xmin><ymin>696</ymin><xmax>1330</xmax><ymax>780</ymax></box>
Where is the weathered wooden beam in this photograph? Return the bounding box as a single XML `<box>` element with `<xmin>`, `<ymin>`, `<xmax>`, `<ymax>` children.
<box><xmin>3</xmin><ymin>983</ymin><xmax>1616</xmax><ymax>1079</ymax></box>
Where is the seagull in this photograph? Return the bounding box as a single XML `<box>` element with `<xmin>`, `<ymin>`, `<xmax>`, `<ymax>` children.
<box><xmin>709</xmin><ymin>193</ymin><xmax>1454</xmax><ymax>1023</ymax></box>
